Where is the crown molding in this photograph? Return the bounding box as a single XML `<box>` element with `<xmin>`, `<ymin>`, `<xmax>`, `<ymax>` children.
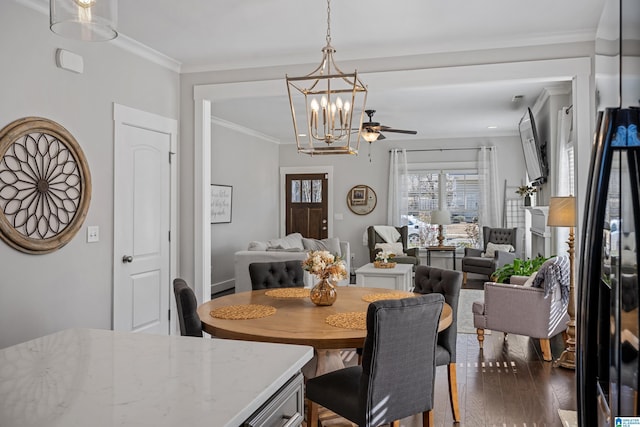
<box><xmin>211</xmin><ymin>116</ymin><xmax>282</xmax><ymax>145</ymax></box>
<box><xmin>14</xmin><ymin>0</ymin><xmax>181</xmax><ymax>73</ymax></box>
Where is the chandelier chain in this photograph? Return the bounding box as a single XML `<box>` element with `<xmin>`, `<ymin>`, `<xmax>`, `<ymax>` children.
<box><xmin>326</xmin><ymin>0</ymin><xmax>331</xmax><ymax>45</ymax></box>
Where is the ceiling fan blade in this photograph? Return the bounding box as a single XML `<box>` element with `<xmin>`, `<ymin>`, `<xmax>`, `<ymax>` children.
<box><xmin>376</xmin><ymin>132</ymin><xmax>386</xmax><ymax>140</ymax></box>
<box><xmin>379</xmin><ymin>127</ymin><xmax>417</xmax><ymax>135</ymax></box>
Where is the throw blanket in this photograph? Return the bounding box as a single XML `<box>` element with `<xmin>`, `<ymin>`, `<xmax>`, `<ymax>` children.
<box><xmin>373</xmin><ymin>226</ymin><xmax>401</xmax><ymax>243</ymax></box>
<box><xmin>532</xmin><ymin>256</ymin><xmax>570</xmax><ymax>306</ymax></box>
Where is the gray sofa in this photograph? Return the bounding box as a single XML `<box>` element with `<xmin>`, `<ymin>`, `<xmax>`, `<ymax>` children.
<box><xmin>234</xmin><ymin>233</ymin><xmax>351</xmax><ymax>293</ymax></box>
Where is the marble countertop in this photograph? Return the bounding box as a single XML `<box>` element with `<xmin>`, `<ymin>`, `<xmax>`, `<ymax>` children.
<box><xmin>0</xmin><ymin>328</ymin><xmax>313</xmax><ymax>427</ymax></box>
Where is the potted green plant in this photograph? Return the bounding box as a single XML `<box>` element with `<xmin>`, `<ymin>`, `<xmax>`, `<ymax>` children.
<box><xmin>492</xmin><ymin>255</ymin><xmax>549</xmax><ymax>283</ymax></box>
<box><xmin>516</xmin><ymin>185</ymin><xmax>537</xmax><ymax>206</ymax></box>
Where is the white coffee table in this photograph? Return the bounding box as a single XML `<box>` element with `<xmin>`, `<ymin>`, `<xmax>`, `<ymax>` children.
<box><xmin>355</xmin><ymin>263</ymin><xmax>414</xmax><ymax>291</ymax></box>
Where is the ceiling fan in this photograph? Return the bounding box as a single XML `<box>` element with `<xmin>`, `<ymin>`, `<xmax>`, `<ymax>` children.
<box><xmin>360</xmin><ymin>109</ymin><xmax>417</xmax><ymax>142</ymax></box>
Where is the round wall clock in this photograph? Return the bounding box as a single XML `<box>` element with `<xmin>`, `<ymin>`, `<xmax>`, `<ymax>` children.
<box><xmin>0</xmin><ymin>117</ymin><xmax>91</xmax><ymax>254</ymax></box>
<box><xmin>347</xmin><ymin>185</ymin><xmax>377</xmax><ymax>215</ymax></box>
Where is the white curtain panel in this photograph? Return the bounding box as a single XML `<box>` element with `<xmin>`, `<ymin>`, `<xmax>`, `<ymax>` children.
<box><xmin>387</xmin><ymin>148</ymin><xmax>409</xmax><ymax>226</ymax></box>
<box><xmin>555</xmin><ymin>107</ymin><xmax>573</xmax><ymax>256</ymax></box>
<box><xmin>478</xmin><ymin>146</ymin><xmax>501</xmax><ymax>228</ymax></box>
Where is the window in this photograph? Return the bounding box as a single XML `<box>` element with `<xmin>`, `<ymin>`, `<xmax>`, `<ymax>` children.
<box><xmin>406</xmin><ymin>170</ymin><xmax>480</xmax><ymax>248</ymax></box>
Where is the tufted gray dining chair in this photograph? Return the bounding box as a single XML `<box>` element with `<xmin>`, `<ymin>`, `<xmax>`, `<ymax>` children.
<box><xmin>414</xmin><ymin>265</ymin><xmax>463</xmax><ymax>422</ymax></box>
<box><xmin>249</xmin><ymin>261</ymin><xmax>305</xmax><ymax>290</ymax></box>
<box><xmin>173</xmin><ymin>278</ymin><xmax>203</xmax><ymax>337</ymax></box>
<box><xmin>306</xmin><ymin>294</ymin><xmax>444</xmax><ymax>427</ymax></box>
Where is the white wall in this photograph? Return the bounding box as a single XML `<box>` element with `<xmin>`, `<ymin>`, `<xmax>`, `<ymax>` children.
<box><xmin>0</xmin><ymin>2</ymin><xmax>179</xmax><ymax>348</ymax></box>
<box><xmin>278</xmin><ymin>136</ymin><xmax>525</xmax><ymax>269</ymax></box>
<box><xmin>210</xmin><ymin>123</ymin><xmax>280</xmax><ymax>292</ymax></box>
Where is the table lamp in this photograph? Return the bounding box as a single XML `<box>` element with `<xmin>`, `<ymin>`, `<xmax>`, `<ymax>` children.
<box><xmin>547</xmin><ymin>195</ymin><xmax>576</xmax><ymax>369</ymax></box>
<box><xmin>431</xmin><ymin>210</ymin><xmax>451</xmax><ymax>247</ymax></box>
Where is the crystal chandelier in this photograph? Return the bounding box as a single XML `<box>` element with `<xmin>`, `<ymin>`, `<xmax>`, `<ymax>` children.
<box><xmin>50</xmin><ymin>0</ymin><xmax>118</xmax><ymax>41</ymax></box>
<box><xmin>286</xmin><ymin>0</ymin><xmax>368</xmax><ymax>155</ymax></box>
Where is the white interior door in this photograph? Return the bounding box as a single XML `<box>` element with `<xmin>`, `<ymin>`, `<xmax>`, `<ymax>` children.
<box><xmin>113</xmin><ymin>104</ymin><xmax>177</xmax><ymax>334</ymax></box>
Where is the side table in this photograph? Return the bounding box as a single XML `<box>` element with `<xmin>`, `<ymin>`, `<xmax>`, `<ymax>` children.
<box><xmin>355</xmin><ymin>263</ymin><xmax>413</xmax><ymax>291</ymax></box>
<box><xmin>425</xmin><ymin>245</ymin><xmax>457</xmax><ymax>269</ymax></box>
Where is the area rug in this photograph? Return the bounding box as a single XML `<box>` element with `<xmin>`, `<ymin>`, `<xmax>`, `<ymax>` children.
<box><xmin>457</xmin><ymin>289</ymin><xmax>484</xmax><ymax>334</ymax></box>
<box><xmin>558</xmin><ymin>409</ymin><xmax>578</xmax><ymax>427</ymax></box>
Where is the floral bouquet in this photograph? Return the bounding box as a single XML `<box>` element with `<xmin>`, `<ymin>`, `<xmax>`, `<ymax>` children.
<box><xmin>302</xmin><ymin>250</ymin><xmax>348</xmax><ymax>281</ymax></box>
<box><xmin>375</xmin><ymin>250</ymin><xmax>396</xmax><ymax>264</ymax></box>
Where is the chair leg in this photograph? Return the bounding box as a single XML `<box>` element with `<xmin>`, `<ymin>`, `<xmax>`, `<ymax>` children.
<box><xmin>447</xmin><ymin>363</ymin><xmax>461</xmax><ymax>422</ymax></box>
<box><xmin>476</xmin><ymin>328</ymin><xmax>485</xmax><ymax>349</ymax></box>
<box><xmin>422</xmin><ymin>410</ymin><xmax>434</xmax><ymax>427</ymax></box>
<box><xmin>390</xmin><ymin>421</ymin><xmax>400</xmax><ymax>427</ymax></box>
<box><xmin>463</xmin><ymin>272</ymin><xmax>467</xmax><ymax>285</ymax></box>
<box><xmin>540</xmin><ymin>338</ymin><xmax>552</xmax><ymax>362</ymax></box>
<box><xmin>306</xmin><ymin>398</ymin><xmax>318</xmax><ymax>427</ymax></box>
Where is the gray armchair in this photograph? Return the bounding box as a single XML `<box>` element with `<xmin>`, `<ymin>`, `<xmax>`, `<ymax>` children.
<box><xmin>367</xmin><ymin>225</ymin><xmax>419</xmax><ymax>268</ymax></box>
<box><xmin>461</xmin><ymin>226</ymin><xmax>518</xmax><ymax>283</ymax></box>
<box><xmin>472</xmin><ymin>256</ymin><xmax>570</xmax><ymax>361</ymax></box>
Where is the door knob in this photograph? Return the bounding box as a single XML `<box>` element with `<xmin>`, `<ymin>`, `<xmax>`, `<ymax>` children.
<box><xmin>122</xmin><ymin>255</ymin><xmax>133</xmax><ymax>263</ymax></box>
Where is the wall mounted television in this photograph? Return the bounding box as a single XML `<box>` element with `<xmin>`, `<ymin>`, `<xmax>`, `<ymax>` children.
<box><xmin>518</xmin><ymin>107</ymin><xmax>547</xmax><ymax>185</ymax></box>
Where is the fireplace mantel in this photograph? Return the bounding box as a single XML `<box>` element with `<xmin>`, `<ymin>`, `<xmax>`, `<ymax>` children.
<box><xmin>525</xmin><ymin>206</ymin><xmax>551</xmax><ymax>257</ymax></box>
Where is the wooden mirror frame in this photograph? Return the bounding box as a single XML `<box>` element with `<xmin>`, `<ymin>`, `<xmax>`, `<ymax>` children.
<box><xmin>347</xmin><ymin>184</ymin><xmax>377</xmax><ymax>215</ymax></box>
<box><xmin>0</xmin><ymin>117</ymin><xmax>92</xmax><ymax>254</ymax></box>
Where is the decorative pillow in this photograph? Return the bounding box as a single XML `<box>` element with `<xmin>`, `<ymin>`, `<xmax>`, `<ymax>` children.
<box><xmin>482</xmin><ymin>242</ymin><xmax>514</xmax><ymax>258</ymax></box>
<box><xmin>374</xmin><ymin>242</ymin><xmax>405</xmax><ymax>256</ymax></box>
<box><xmin>247</xmin><ymin>241</ymin><xmax>268</xmax><ymax>251</ymax></box>
<box><xmin>302</xmin><ymin>237</ymin><xmax>342</xmax><ymax>257</ymax></box>
<box><xmin>266</xmin><ymin>246</ymin><xmax>303</xmax><ymax>252</ymax></box>
<box><xmin>267</xmin><ymin>233</ymin><xmax>304</xmax><ymax>250</ymax></box>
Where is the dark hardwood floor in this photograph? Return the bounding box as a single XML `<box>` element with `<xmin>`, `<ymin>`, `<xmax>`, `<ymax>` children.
<box><xmin>318</xmin><ymin>325</ymin><xmax>576</xmax><ymax>426</ymax></box>
<box><xmin>430</xmin><ymin>332</ymin><xmax>576</xmax><ymax>426</ymax></box>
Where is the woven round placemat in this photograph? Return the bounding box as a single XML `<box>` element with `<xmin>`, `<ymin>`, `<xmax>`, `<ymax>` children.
<box><xmin>210</xmin><ymin>304</ymin><xmax>276</xmax><ymax>320</ymax></box>
<box><xmin>264</xmin><ymin>288</ymin><xmax>310</xmax><ymax>298</ymax></box>
<box><xmin>361</xmin><ymin>291</ymin><xmax>415</xmax><ymax>303</ymax></box>
<box><xmin>325</xmin><ymin>312</ymin><xmax>367</xmax><ymax>330</ymax></box>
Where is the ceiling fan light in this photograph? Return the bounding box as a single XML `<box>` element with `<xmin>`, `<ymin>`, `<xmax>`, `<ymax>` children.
<box><xmin>50</xmin><ymin>0</ymin><xmax>118</xmax><ymax>41</ymax></box>
<box><xmin>361</xmin><ymin>130</ymin><xmax>380</xmax><ymax>143</ymax></box>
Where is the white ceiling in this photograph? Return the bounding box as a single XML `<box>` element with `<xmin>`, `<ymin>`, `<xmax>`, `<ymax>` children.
<box><xmin>41</xmin><ymin>0</ymin><xmax>610</xmax><ymax>141</ymax></box>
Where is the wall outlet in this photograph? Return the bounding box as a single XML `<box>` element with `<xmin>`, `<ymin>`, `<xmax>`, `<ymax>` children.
<box><xmin>87</xmin><ymin>226</ymin><xmax>99</xmax><ymax>243</ymax></box>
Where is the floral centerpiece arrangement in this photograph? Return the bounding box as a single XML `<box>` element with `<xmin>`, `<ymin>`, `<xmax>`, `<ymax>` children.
<box><xmin>374</xmin><ymin>250</ymin><xmax>397</xmax><ymax>268</ymax></box>
<box><xmin>302</xmin><ymin>250</ymin><xmax>347</xmax><ymax>306</ymax></box>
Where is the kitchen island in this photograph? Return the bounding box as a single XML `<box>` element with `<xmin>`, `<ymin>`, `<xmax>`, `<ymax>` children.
<box><xmin>0</xmin><ymin>328</ymin><xmax>313</xmax><ymax>427</ymax></box>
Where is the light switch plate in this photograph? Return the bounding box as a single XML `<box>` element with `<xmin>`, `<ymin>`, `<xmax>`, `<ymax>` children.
<box><xmin>87</xmin><ymin>226</ymin><xmax>99</xmax><ymax>243</ymax></box>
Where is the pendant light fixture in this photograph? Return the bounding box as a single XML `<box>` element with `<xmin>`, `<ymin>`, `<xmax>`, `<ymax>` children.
<box><xmin>50</xmin><ymin>0</ymin><xmax>118</xmax><ymax>41</ymax></box>
<box><xmin>286</xmin><ymin>0</ymin><xmax>368</xmax><ymax>155</ymax></box>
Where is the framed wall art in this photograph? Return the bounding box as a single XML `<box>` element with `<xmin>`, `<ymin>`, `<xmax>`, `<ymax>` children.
<box><xmin>0</xmin><ymin>117</ymin><xmax>92</xmax><ymax>254</ymax></box>
<box><xmin>211</xmin><ymin>184</ymin><xmax>232</xmax><ymax>224</ymax></box>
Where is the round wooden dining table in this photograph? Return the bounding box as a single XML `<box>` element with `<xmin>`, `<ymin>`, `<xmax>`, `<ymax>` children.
<box><xmin>198</xmin><ymin>286</ymin><xmax>452</xmax><ymax>375</ymax></box>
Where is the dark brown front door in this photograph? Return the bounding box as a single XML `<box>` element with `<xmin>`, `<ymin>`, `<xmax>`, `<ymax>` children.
<box><xmin>285</xmin><ymin>173</ymin><xmax>328</xmax><ymax>239</ymax></box>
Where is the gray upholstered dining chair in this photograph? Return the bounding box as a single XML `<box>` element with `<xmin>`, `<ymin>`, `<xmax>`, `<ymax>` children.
<box><xmin>248</xmin><ymin>261</ymin><xmax>305</xmax><ymax>290</ymax></box>
<box><xmin>461</xmin><ymin>226</ymin><xmax>518</xmax><ymax>283</ymax></box>
<box><xmin>414</xmin><ymin>265</ymin><xmax>463</xmax><ymax>423</ymax></box>
<box><xmin>306</xmin><ymin>294</ymin><xmax>444</xmax><ymax>427</ymax></box>
<box><xmin>173</xmin><ymin>278</ymin><xmax>203</xmax><ymax>337</ymax></box>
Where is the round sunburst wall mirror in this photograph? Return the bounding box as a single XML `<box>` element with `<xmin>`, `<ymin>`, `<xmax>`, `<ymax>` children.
<box><xmin>0</xmin><ymin>117</ymin><xmax>91</xmax><ymax>254</ymax></box>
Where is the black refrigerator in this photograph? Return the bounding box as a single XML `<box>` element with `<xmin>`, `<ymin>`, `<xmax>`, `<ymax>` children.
<box><xmin>577</xmin><ymin>0</ymin><xmax>640</xmax><ymax>425</ymax></box>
